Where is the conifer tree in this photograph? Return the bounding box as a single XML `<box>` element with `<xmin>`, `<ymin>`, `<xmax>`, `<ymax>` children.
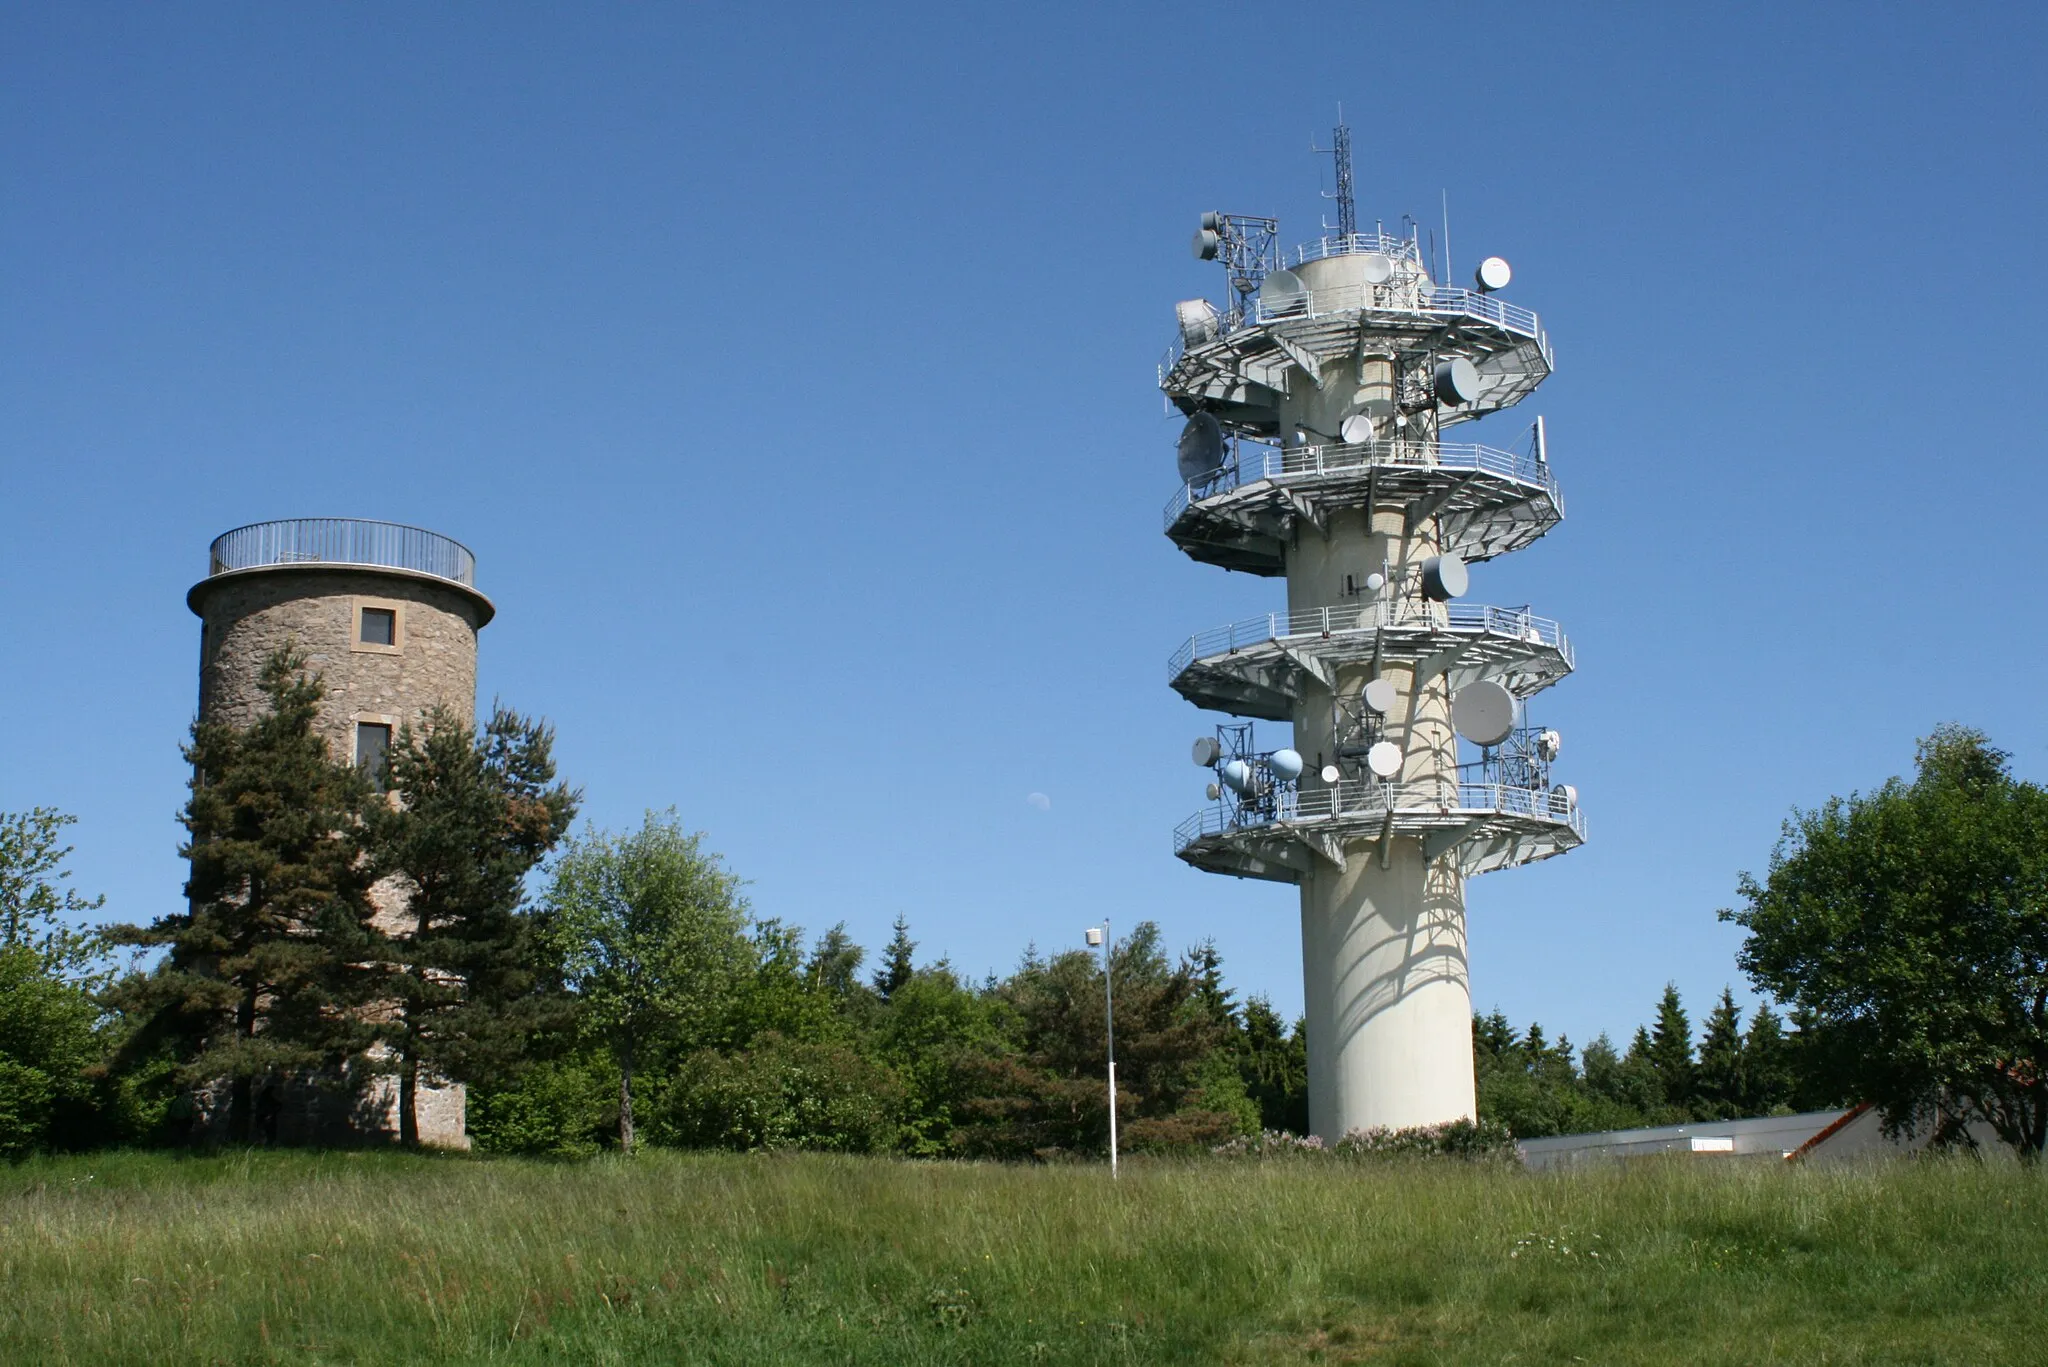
<box><xmin>1740</xmin><ymin>1005</ymin><xmax>1795</xmax><ymax>1115</ymax></box>
<box><xmin>1645</xmin><ymin>983</ymin><xmax>1695</xmax><ymax>1114</ymax></box>
<box><xmin>872</xmin><ymin>915</ymin><xmax>917</xmax><ymax>1000</ymax></box>
<box><xmin>1694</xmin><ymin>987</ymin><xmax>1746</xmax><ymax>1119</ymax></box>
<box><xmin>361</xmin><ymin>705</ymin><xmax>578</xmax><ymax>1146</ymax></box>
<box><xmin>107</xmin><ymin>647</ymin><xmax>375</xmax><ymax>1144</ymax></box>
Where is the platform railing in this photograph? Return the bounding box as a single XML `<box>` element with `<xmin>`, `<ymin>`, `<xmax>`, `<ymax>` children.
<box><xmin>1164</xmin><ymin>438</ymin><xmax>1555</xmax><ymax>529</ymax></box>
<box><xmin>1167</xmin><ymin>602</ymin><xmax>1571</xmax><ymax>680</ymax></box>
<box><xmin>1173</xmin><ymin>779</ymin><xmax>1584</xmax><ymax>851</ymax></box>
<box><xmin>1285</xmin><ymin>232</ymin><xmax>1426</xmax><ymax>269</ymax></box>
<box><xmin>207</xmin><ymin>519</ymin><xmax>477</xmax><ymax>587</ymax></box>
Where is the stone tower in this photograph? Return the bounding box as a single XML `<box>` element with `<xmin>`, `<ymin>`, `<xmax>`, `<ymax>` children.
<box><xmin>188</xmin><ymin>517</ymin><xmax>494</xmax><ymax>1145</ymax></box>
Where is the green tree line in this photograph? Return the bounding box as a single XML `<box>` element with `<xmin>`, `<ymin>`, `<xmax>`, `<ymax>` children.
<box><xmin>3</xmin><ymin>653</ymin><xmax>2042</xmax><ymax>1159</ymax></box>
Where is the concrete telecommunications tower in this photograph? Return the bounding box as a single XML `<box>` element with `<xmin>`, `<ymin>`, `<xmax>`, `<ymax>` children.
<box><xmin>1163</xmin><ymin>124</ymin><xmax>1584</xmax><ymax>1139</ymax></box>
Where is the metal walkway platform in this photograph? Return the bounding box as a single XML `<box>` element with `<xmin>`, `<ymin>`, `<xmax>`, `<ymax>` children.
<box><xmin>1168</xmin><ymin>601</ymin><xmax>1572</xmax><ymax>720</ymax></box>
<box><xmin>1174</xmin><ymin>780</ymin><xmax>1585</xmax><ymax>884</ymax></box>
<box><xmin>1165</xmin><ymin>439</ymin><xmax>1561</xmax><ymax>574</ymax></box>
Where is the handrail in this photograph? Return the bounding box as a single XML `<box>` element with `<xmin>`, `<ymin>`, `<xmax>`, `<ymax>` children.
<box><xmin>1173</xmin><ymin>780</ymin><xmax>1584</xmax><ymax>850</ymax></box>
<box><xmin>1168</xmin><ymin>602</ymin><xmax>1571</xmax><ymax>680</ymax></box>
<box><xmin>206</xmin><ymin>518</ymin><xmax>478</xmax><ymax>588</ymax></box>
<box><xmin>1163</xmin><ymin>438</ymin><xmax>1555</xmax><ymax>529</ymax></box>
<box><xmin>1285</xmin><ymin>232</ymin><xmax>1425</xmax><ymax>269</ymax></box>
<box><xmin>1159</xmin><ymin>278</ymin><xmax>1546</xmax><ymax>379</ymax></box>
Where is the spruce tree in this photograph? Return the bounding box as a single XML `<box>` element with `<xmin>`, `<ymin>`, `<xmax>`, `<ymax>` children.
<box><xmin>1645</xmin><ymin>983</ymin><xmax>1695</xmax><ymax>1115</ymax></box>
<box><xmin>1740</xmin><ymin>1005</ymin><xmax>1796</xmax><ymax>1115</ymax></box>
<box><xmin>361</xmin><ymin>705</ymin><xmax>578</xmax><ymax>1147</ymax></box>
<box><xmin>107</xmin><ymin>647</ymin><xmax>375</xmax><ymax>1144</ymax></box>
<box><xmin>873</xmin><ymin>915</ymin><xmax>917</xmax><ymax>1000</ymax></box>
<box><xmin>1694</xmin><ymin>987</ymin><xmax>1746</xmax><ymax>1119</ymax></box>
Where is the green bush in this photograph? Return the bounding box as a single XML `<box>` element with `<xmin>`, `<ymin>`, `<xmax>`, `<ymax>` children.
<box><xmin>654</xmin><ymin>1032</ymin><xmax>901</xmax><ymax>1153</ymax></box>
<box><xmin>0</xmin><ymin>944</ymin><xmax>101</xmax><ymax>1158</ymax></box>
<box><xmin>467</xmin><ymin>1058</ymin><xmax>615</xmax><ymax>1158</ymax></box>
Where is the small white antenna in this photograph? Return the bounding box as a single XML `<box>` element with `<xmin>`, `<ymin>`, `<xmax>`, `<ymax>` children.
<box><xmin>1441</xmin><ymin>190</ymin><xmax>1453</xmax><ymax>292</ymax></box>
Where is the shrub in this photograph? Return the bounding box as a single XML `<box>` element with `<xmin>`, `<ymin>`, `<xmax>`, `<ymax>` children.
<box><xmin>467</xmin><ymin>1058</ymin><xmax>614</xmax><ymax>1158</ymax></box>
<box><xmin>1213</xmin><ymin>1118</ymin><xmax>1517</xmax><ymax>1162</ymax></box>
<box><xmin>653</xmin><ymin>1032</ymin><xmax>901</xmax><ymax>1153</ymax></box>
<box><xmin>0</xmin><ymin>944</ymin><xmax>100</xmax><ymax>1158</ymax></box>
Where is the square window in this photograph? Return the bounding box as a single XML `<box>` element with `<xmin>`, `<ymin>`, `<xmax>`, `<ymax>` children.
<box><xmin>360</xmin><ymin>607</ymin><xmax>396</xmax><ymax>647</ymax></box>
<box><xmin>355</xmin><ymin>723</ymin><xmax>392</xmax><ymax>787</ymax></box>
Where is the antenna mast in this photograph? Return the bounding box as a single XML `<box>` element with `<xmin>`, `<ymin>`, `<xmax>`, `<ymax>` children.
<box><xmin>1312</xmin><ymin>116</ymin><xmax>1356</xmax><ymax>239</ymax></box>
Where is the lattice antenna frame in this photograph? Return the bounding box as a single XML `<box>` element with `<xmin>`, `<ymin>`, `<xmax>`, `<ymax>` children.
<box><xmin>1310</xmin><ymin>119</ymin><xmax>1357</xmax><ymax>239</ymax></box>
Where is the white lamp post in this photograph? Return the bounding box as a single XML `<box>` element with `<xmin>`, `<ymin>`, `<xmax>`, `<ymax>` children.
<box><xmin>1086</xmin><ymin>921</ymin><xmax>1118</xmax><ymax>1178</ymax></box>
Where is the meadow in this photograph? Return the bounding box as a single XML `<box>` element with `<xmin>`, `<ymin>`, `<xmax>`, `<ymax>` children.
<box><xmin>1</xmin><ymin>1148</ymin><xmax>2041</xmax><ymax>1365</ymax></box>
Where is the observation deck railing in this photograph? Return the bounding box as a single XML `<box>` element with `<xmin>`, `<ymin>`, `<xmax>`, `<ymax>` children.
<box><xmin>1173</xmin><ymin>779</ymin><xmax>1585</xmax><ymax>851</ymax></box>
<box><xmin>206</xmin><ymin>519</ymin><xmax>478</xmax><ymax>588</ymax></box>
<box><xmin>1163</xmin><ymin>438</ymin><xmax>1555</xmax><ymax>530</ymax></box>
<box><xmin>1160</xmin><ymin>280</ymin><xmax>1546</xmax><ymax>377</ymax></box>
<box><xmin>1167</xmin><ymin>602</ymin><xmax>1570</xmax><ymax>681</ymax></box>
<box><xmin>1285</xmin><ymin>232</ymin><xmax>1425</xmax><ymax>269</ymax></box>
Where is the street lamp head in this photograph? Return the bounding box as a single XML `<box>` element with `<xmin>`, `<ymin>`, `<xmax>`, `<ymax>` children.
<box><xmin>1085</xmin><ymin>927</ymin><xmax>1105</xmax><ymax>947</ymax></box>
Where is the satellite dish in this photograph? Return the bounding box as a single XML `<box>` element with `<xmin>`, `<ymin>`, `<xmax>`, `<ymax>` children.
<box><xmin>1192</xmin><ymin>736</ymin><xmax>1222</xmax><ymax>767</ymax></box>
<box><xmin>1366</xmin><ymin>741</ymin><xmax>1403</xmax><ymax>778</ymax></box>
<box><xmin>1549</xmin><ymin>783</ymin><xmax>1577</xmax><ymax>814</ymax></box>
<box><xmin>1536</xmin><ymin>729</ymin><xmax>1562</xmax><ymax>762</ymax></box>
<box><xmin>1453</xmin><ymin>680</ymin><xmax>1517</xmax><ymax>747</ymax></box>
<box><xmin>1175</xmin><ymin>299</ymin><xmax>1219</xmax><ymax>350</ymax></box>
<box><xmin>1200</xmin><ymin>211</ymin><xmax>1222</xmax><ymax>231</ymax></box>
<box><xmin>1220</xmin><ymin>759</ymin><xmax>1255</xmax><ymax>794</ymax></box>
<box><xmin>1474</xmin><ymin>256</ymin><xmax>1513</xmax><ymax>292</ymax></box>
<box><xmin>1421</xmin><ymin>553</ymin><xmax>1469</xmax><ymax>602</ymax></box>
<box><xmin>1320</xmin><ymin>765</ymin><xmax>1341</xmax><ymax>784</ymax></box>
<box><xmin>1360</xmin><ymin>253</ymin><xmax>1394</xmax><ymax>285</ymax></box>
<box><xmin>1177</xmin><ymin>413</ymin><xmax>1225</xmax><ymax>482</ymax></box>
<box><xmin>1206</xmin><ymin>782</ymin><xmax>1223</xmax><ymax>801</ymax></box>
<box><xmin>1364</xmin><ymin>572</ymin><xmax>1386</xmax><ymax>593</ymax></box>
<box><xmin>1362</xmin><ymin>677</ymin><xmax>1398</xmax><ymax>714</ymax></box>
<box><xmin>1339</xmin><ymin>413</ymin><xmax>1375</xmax><ymax>445</ymax></box>
<box><xmin>1269</xmin><ymin>748</ymin><xmax>1303</xmax><ymax>781</ymax></box>
<box><xmin>1259</xmin><ymin>268</ymin><xmax>1308</xmax><ymax>313</ymax></box>
<box><xmin>1433</xmin><ymin>356</ymin><xmax>1482</xmax><ymax>406</ymax></box>
<box><xmin>1193</xmin><ymin>228</ymin><xmax>1221</xmax><ymax>261</ymax></box>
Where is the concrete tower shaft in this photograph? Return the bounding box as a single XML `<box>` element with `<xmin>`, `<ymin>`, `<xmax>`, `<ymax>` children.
<box><xmin>1163</xmin><ymin>192</ymin><xmax>1584</xmax><ymax>1141</ymax></box>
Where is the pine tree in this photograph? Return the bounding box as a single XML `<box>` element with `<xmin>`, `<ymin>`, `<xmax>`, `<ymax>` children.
<box><xmin>1645</xmin><ymin>983</ymin><xmax>1695</xmax><ymax>1115</ymax></box>
<box><xmin>1694</xmin><ymin>987</ymin><xmax>1746</xmax><ymax>1119</ymax></box>
<box><xmin>361</xmin><ymin>704</ymin><xmax>578</xmax><ymax>1146</ymax></box>
<box><xmin>1239</xmin><ymin>995</ymin><xmax>1307</xmax><ymax>1133</ymax></box>
<box><xmin>107</xmin><ymin>647</ymin><xmax>376</xmax><ymax>1144</ymax></box>
<box><xmin>872</xmin><ymin>915</ymin><xmax>917</xmax><ymax>1000</ymax></box>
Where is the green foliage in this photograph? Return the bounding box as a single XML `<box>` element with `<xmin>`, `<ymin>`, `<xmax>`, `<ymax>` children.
<box><xmin>654</xmin><ymin>1032</ymin><xmax>902</xmax><ymax>1153</ymax></box>
<box><xmin>1237</xmin><ymin>995</ymin><xmax>1308</xmax><ymax>1134</ymax></box>
<box><xmin>543</xmin><ymin>811</ymin><xmax>752</xmax><ymax>1152</ymax></box>
<box><xmin>104</xmin><ymin>647</ymin><xmax>377</xmax><ymax>1144</ymax></box>
<box><xmin>1692</xmin><ymin>988</ymin><xmax>1746</xmax><ymax>1120</ymax></box>
<box><xmin>0</xmin><ymin>807</ymin><xmax>108</xmax><ymax>982</ymax></box>
<box><xmin>360</xmin><ymin>704</ymin><xmax>577</xmax><ymax>1145</ymax></box>
<box><xmin>1724</xmin><ymin>725</ymin><xmax>2048</xmax><ymax>1156</ymax></box>
<box><xmin>1645</xmin><ymin>982</ymin><xmax>1695</xmax><ymax>1111</ymax></box>
<box><xmin>467</xmin><ymin>1056</ymin><xmax>615</xmax><ymax>1158</ymax></box>
<box><xmin>1334</xmin><ymin>1116</ymin><xmax>1516</xmax><ymax>1160</ymax></box>
<box><xmin>0</xmin><ymin>943</ymin><xmax>101</xmax><ymax>1157</ymax></box>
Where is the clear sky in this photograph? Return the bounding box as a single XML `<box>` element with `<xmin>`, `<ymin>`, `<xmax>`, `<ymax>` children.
<box><xmin>6</xmin><ymin>3</ymin><xmax>2046</xmax><ymax>1051</ymax></box>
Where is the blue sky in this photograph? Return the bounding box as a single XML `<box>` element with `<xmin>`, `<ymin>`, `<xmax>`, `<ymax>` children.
<box><xmin>6</xmin><ymin>3</ymin><xmax>2046</xmax><ymax>1049</ymax></box>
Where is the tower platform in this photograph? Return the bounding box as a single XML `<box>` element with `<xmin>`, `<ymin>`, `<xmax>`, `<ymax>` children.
<box><xmin>1168</xmin><ymin>601</ymin><xmax>1573</xmax><ymax>721</ymax></box>
<box><xmin>1174</xmin><ymin>779</ymin><xmax>1584</xmax><ymax>884</ymax></box>
<box><xmin>1162</xmin><ymin>283</ymin><xmax>1553</xmax><ymax>434</ymax></box>
<box><xmin>1163</xmin><ymin>439</ymin><xmax>1560</xmax><ymax>575</ymax></box>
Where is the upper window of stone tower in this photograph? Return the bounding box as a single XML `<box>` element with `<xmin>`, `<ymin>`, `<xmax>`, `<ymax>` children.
<box><xmin>360</xmin><ymin>607</ymin><xmax>396</xmax><ymax>647</ymax></box>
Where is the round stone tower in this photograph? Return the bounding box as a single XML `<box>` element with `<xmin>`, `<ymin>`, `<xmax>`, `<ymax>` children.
<box><xmin>190</xmin><ymin>518</ymin><xmax>494</xmax><ymax>766</ymax></box>
<box><xmin>187</xmin><ymin>517</ymin><xmax>493</xmax><ymax>1147</ymax></box>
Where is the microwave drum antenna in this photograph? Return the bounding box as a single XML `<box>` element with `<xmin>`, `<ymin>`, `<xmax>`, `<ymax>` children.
<box><xmin>1366</xmin><ymin>741</ymin><xmax>1403</xmax><ymax>778</ymax></box>
<box><xmin>1452</xmin><ymin>680</ymin><xmax>1517</xmax><ymax>747</ymax></box>
<box><xmin>1421</xmin><ymin>553</ymin><xmax>1469</xmax><ymax>602</ymax></box>
<box><xmin>1177</xmin><ymin>413</ymin><xmax>1226</xmax><ymax>482</ymax></box>
<box><xmin>1433</xmin><ymin>356</ymin><xmax>1481</xmax><ymax>406</ymax></box>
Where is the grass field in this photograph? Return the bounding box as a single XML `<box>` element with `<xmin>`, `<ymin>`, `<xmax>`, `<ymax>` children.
<box><xmin>1</xmin><ymin>1148</ymin><xmax>2042</xmax><ymax>1365</ymax></box>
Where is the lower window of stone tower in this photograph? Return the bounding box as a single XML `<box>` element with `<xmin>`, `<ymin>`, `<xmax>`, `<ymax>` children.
<box><xmin>359</xmin><ymin>607</ymin><xmax>396</xmax><ymax>646</ymax></box>
<box><xmin>355</xmin><ymin>723</ymin><xmax>392</xmax><ymax>787</ymax></box>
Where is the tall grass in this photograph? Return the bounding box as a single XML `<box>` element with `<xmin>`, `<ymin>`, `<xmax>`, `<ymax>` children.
<box><xmin>1</xmin><ymin>1148</ymin><xmax>2040</xmax><ymax>1364</ymax></box>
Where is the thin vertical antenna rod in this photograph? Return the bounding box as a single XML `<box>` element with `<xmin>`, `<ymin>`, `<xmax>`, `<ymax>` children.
<box><xmin>1312</xmin><ymin>115</ymin><xmax>1357</xmax><ymax>239</ymax></box>
<box><xmin>1101</xmin><ymin>918</ymin><xmax>1118</xmax><ymax>1178</ymax></box>
<box><xmin>1442</xmin><ymin>190</ymin><xmax>1453</xmax><ymax>289</ymax></box>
